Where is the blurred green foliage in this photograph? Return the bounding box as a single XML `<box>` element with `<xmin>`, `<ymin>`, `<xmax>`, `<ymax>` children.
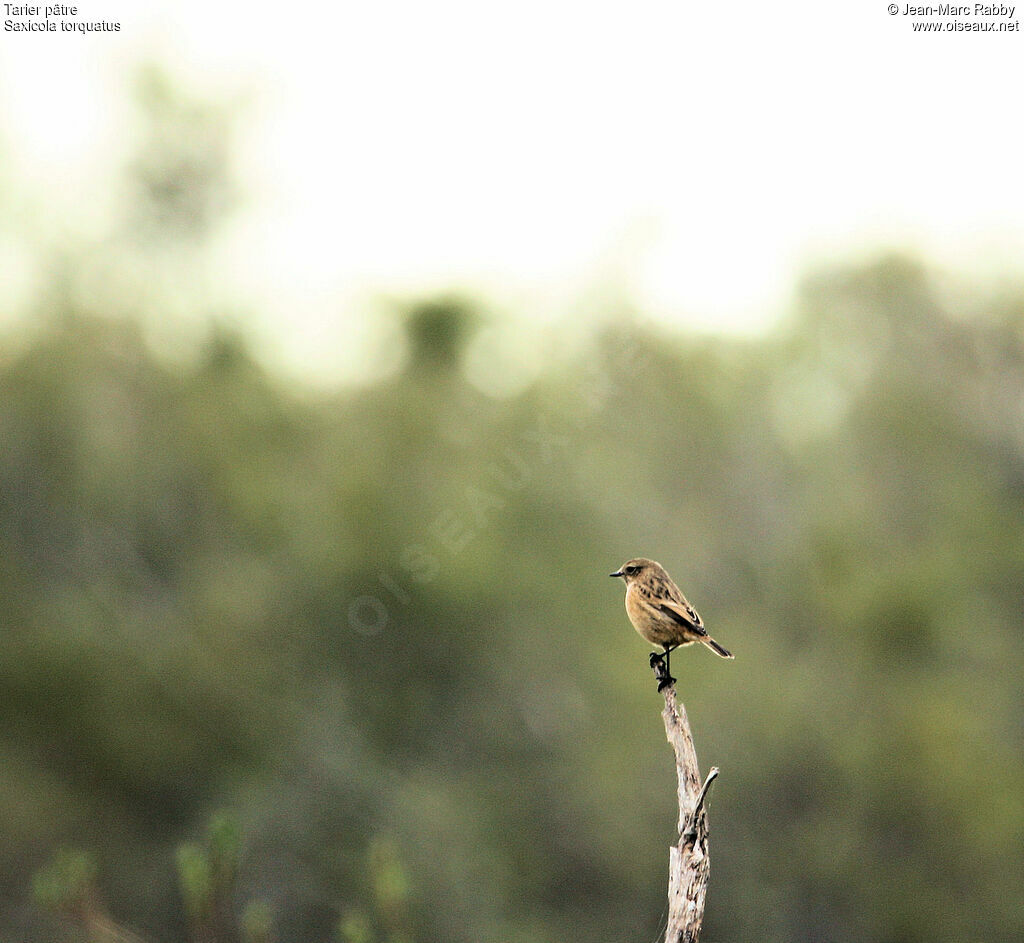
<box><xmin>2</xmin><ymin>71</ymin><xmax>1022</xmax><ymax>943</ymax></box>
<box><xmin>31</xmin><ymin>848</ymin><xmax>97</xmax><ymax>917</ymax></box>
<box><xmin>176</xmin><ymin>812</ymin><xmax>242</xmax><ymax>939</ymax></box>
<box><xmin>32</xmin><ymin>814</ymin><xmax>268</xmax><ymax>943</ymax></box>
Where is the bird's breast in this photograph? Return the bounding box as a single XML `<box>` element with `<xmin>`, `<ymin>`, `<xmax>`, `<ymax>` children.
<box><xmin>625</xmin><ymin>585</ymin><xmax>668</xmax><ymax>644</ymax></box>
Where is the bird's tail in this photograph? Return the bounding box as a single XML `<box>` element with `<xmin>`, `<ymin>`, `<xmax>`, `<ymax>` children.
<box><xmin>703</xmin><ymin>636</ymin><xmax>734</xmax><ymax>659</ymax></box>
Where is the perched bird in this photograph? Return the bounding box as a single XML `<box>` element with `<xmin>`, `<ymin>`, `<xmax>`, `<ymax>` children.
<box><xmin>610</xmin><ymin>558</ymin><xmax>733</xmax><ymax>690</ymax></box>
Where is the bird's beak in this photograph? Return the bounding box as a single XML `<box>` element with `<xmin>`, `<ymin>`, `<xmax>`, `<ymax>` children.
<box><xmin>609</xmin><ymin>570</ymin><xmax>624</xmax><ymax>578</ymax></box>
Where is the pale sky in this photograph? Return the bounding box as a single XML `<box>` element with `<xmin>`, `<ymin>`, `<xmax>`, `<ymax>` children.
<box><xmin>2</xmin><ymin>1</ymin><xmax>1022</xmax><ymax>381</ymax></box>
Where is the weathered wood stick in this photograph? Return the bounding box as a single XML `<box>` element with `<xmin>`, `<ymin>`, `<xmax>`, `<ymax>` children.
<box><xmin>656</xmin><ymin>668</ymin><xmax>719</xmax><ymax>943</ymax></box>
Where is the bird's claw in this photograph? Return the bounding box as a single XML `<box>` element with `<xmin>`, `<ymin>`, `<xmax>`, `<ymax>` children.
<box><xmin>650</xmin><ymin>651</ymin><xmax>675</xmax><ymax>691</ymax></box>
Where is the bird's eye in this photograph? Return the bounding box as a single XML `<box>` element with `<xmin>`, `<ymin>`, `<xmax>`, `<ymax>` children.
<box><xmin>625</xmin><ymin>565</ymin><xmax>637</xmax><ymax>575</ymax></box>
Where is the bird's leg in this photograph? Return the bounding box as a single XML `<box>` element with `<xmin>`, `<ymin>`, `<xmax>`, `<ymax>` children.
<box><xmin>657</xmin><ymin>645</ymin><xmax>678</xmax><ymax>692</ymax></box>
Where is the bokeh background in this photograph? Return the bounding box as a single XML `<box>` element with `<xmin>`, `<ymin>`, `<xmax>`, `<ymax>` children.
<box><xmin>2</xmin><ymin>4</ymin><xmax>1023</xmax><ymax>942</ymax></box>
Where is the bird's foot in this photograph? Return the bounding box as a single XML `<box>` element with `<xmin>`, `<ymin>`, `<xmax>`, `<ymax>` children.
<box><xmin>650</xmin><ymin>652</ymin><xmax>675</xmax><ymax>691</ymax></box>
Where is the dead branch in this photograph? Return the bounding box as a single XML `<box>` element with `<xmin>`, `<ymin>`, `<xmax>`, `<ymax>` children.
<box><xmin>655</xmin><ymin>669</ymin><xmax>719</xmax><ymax>943</ymax></box>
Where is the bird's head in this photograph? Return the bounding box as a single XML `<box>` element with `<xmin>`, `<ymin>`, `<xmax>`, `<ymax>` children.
<box><xmin>609</xmin><ymin>558</ymin><xmax>660</xmax><ymax>584</ymax></box>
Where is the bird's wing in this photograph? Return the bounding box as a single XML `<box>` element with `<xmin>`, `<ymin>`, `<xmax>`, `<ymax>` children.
<box><xmin>657</xmin><ymin>598</ymin><xmax>707</xmax><ymax>635</ymax></box>
<box><xmin>634</xmin><ymin>593</ymin><xmax>681</xmax><ymax>628</ymax></box>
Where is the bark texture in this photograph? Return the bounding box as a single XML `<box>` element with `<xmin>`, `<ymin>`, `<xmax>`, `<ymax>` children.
<box><xmin>657</xmin><ymin>675</ymin><xmax>719</xmax><ymax>943</ymax></box>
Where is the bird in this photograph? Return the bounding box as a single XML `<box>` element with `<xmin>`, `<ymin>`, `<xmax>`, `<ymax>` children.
<box><xmin>610</xmin><ymin>558</ymin><xmax>733</xmax><ymax>690</ymax></box>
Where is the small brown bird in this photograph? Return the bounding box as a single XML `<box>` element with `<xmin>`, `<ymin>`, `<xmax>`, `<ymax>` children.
<box><xmin>610</xmin><ymin>558</ymin><xmax>733</xmax><ymax>689</ymax></box>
